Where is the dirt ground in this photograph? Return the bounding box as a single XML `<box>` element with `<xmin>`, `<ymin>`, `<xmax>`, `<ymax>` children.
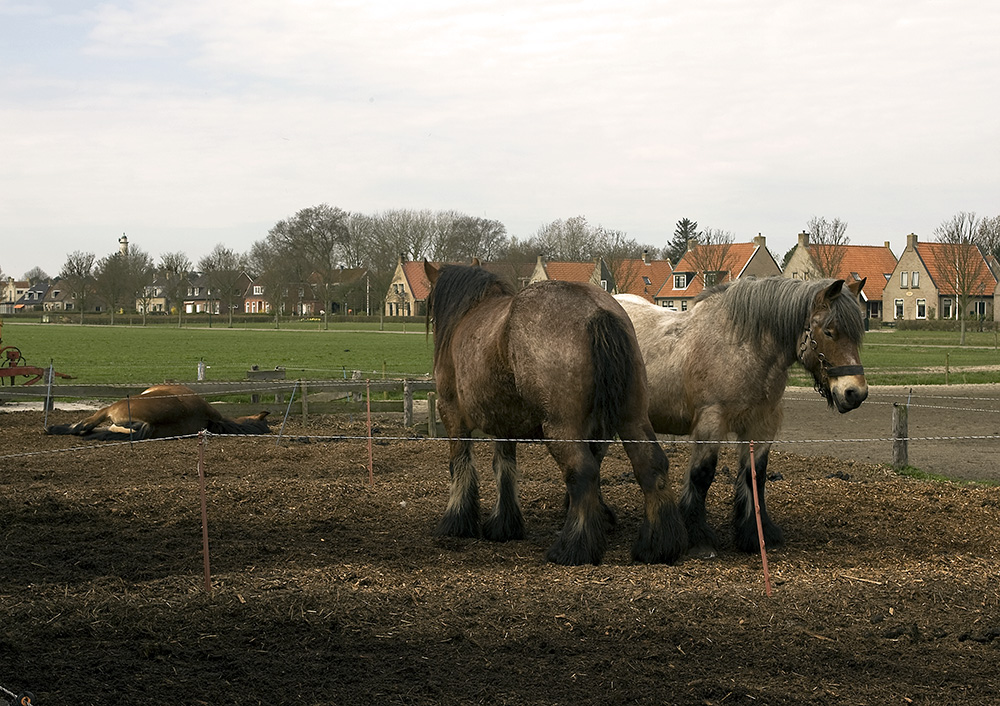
<box><xmin>2</xmin><ymin>388</ymin><xmax>1000</xmax><ymax>705</ymax></box>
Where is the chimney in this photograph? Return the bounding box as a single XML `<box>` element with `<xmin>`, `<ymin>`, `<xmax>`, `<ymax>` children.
<box><xmin>686</xmin><ymin>238</ymin><xmax>696</xmax><ymax>253</ymax></box>
<box><xmin>797</xmin><ymin>231</ymin><xmax>809</xmax><ymax>248</ymax></box>
<box><xmin>906</xmin><ymin>233</ymin><xmax>918</xmax><ymax>250</ymax></box>
<box><xmin>119</xmin><ymin>233</ymin><xmax>129</xmax><ymax>255</ymax></box>
<box><xmin>753</xmin><ymin>233</ymin><xmax>766</xmax><ymax>248</ymax></box>
<box><xmin>642</xmin><ymin>249</ymin><xmax>650</xmax><ymax>265</ymax></box>
<box><xmin>884</xmin><ymin>241</ymin><xmax>891</xmax><ymax>249</ymax></box>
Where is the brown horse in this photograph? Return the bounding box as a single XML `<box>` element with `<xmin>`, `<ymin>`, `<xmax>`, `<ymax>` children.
<box><xmin>425</xmin><ymin>261</ymin><xmax>686</xmax><ymax>566</ymax></box>
<box><xmin>616</xmin><ymin>276</ymin><xmax>868</xmax><ymax>557</ymax></box>
<box><xmin>45</xmin><ymin>384</ymin><xmax>270</xmax><ymax>441</ymax></box>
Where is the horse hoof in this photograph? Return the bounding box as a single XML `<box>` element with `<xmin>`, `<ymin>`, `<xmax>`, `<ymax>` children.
<box><xmin>688</xmin><ymin>544</ymin><xmax>717</xmax><ymax>560</ymax></box>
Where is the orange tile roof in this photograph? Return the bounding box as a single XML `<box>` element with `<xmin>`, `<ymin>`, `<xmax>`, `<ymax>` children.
<box><xmin>826</xmin><ymin>244</ymin><xmax>898</xmax><ymax>301</ymax></box>
<box><xmin>657</xmin><ymin>242</ymin><xmax>758</xmax><ymax>298</ymax></box>
<box><xmin>544</xmin><ymin>261</ymin><xmax>597</xmax><ymax>283</ymax></box>
<box><xmin>402</xmin><ymin>261</ymin><xmax>435</xmax><ymax>301</ymax></box>
<box><xmin>617</xmin><ymin>258</ymin><xmax>673</xmax><ymax>301</ymax></box>
<box><xmin>915</xmin><ymin>242</ymin><xmax>998</xmax><ymax>296</ymax></box>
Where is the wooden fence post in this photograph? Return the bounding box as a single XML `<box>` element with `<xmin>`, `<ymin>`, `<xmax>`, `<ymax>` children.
<box><xmin>892</xmin><ymin>402</ymin><xmax>908</xmax><ymax>470</ymax></box>
<box><xmin>427</xmin><ymin>392</ymin><xmax>437</xmax><ymax>438</ymax></box>
<box><xmin>403</xmin><ymin>380</ymin><xmax>414</xmax><ymax>427</ymax></box>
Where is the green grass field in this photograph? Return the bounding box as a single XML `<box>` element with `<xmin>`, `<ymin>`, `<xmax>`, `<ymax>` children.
<box><xmin>3</xmin><ymin>322</ymin><xmax>434</xmax><ymax>384</ymax></box>
<box><xmin>3</xmin><ymin>321</ymin><xmax>998</xmax><ymax>386</ymax></box>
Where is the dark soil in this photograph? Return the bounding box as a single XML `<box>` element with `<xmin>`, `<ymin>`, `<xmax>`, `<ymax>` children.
<box><xmin>2</xmin><ymin>406</ymin><xmax>1000</xmax><ymax>705</ymax></box>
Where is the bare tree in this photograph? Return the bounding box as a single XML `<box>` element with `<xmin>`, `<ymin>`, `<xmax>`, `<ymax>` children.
<box><xmin>198</xmin><ymin>245</ymin><xmax>248</xmax><ymax>328</ymax></box>
<box><xmin>94</xmin><ymin>253</ymin><xmax>130</xmax><ymax>325</ymax></box>
<box><xmin>533</xmin><ymin>216</ymin><xmax>600</xmax><ymax>261</ymax></box>
<box><xmin>593</xmin><ymin>227</ymin><xmax>643</xmax><ymax>294</ymax></box>
<box><xmin>268</xmin><ymin>204</ymin><xmax>351</xmax><ymax>329</ymax></box>
<box><xmin>806</xmin><ymin>216</ymin><xmax>850</xmax><ymax>278</ymax></box>
<box><xmin>159</xmin><ymin>252</ymin><xmax>192</xmax><ymax>327</ymax></box>
<box><xmin>976</xmin><ymin>214</ymin><xmax>1000</xmax><ymax>264</ymax></box>
<box><xmin>249</xmin><ymin>238</ymin><xmax>300</xmax><ymax>328</ymax></box>
<box><xmin>127</xmin><ymin>247</ymin><xmax>155</xmax><ymax>324</ymax></box>
<box><xmin>935</xmin><ymin>212</ymin><xmax>991</xmax><ymax>344</ymax></box>
<box><xmin>434</xmin><ymin>215</ymin><xmax>508</xmax><ymax>262</ymax></box>
<box><xmin>59</xmin><ymin>251</ymin><xmax>96</xmax><ymax>324</ymax></box>
<box><xmin>24</xmin><ymin>266</ymin><xmax>48</xmax><ymax>284</ymax></box>
<box><xmin>683</xmin><ymin>228</ymin><xmax>734</xmax><ymax>288</ymax></box>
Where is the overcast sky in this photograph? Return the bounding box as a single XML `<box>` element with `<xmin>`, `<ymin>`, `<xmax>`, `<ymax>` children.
<box><xmin>2</xmin><ymin>0</ymin><xmax>998</xmax><ymax>279</ymax></box>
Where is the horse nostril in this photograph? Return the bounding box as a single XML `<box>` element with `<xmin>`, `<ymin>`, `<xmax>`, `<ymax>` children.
<box><xmin>844</xmin><ymin>386</ymin><xmax>868</xmax><ymax>408</ymax></box>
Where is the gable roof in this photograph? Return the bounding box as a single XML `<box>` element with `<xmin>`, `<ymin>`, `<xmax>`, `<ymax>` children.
<box><xmin>823</xmin><ymin>244</ymin><xmax>898</xmax><ymax>302</ymax></box>
<box><xmin>915</xmin><ymin>241</ymin><xmax>997</xmax><ymax>296</ymax></box>
<box><xmin>616</xmin><ymin>258</ymin><xmax>673</xmax><ymax>301</ymax></box>
<box><xmin>401</xmin><ymin>261</ymin><xmax>435</xmax><ymax>301</ymax></box>
<box><xmin>541</xmin><ymin>261</ymin><xmax>600</xmax><ymax>283</ymax></box>
<box><xmin>657</xmin><ymin>242</ymin><xmax>761</xmax><ymax>298</ymax></box>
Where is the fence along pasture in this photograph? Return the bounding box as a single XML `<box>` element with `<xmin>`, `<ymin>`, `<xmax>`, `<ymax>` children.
<box><xmin>2</xmin><ymin>377</ymin><xmax>438</xmax><ymax>427</ymax></box>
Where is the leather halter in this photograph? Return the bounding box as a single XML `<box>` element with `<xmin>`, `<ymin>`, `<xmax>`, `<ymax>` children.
<box><xmin>798</xmin><ymin>326</ymin><xmax>865</xmax><ymax>401</ymax></box>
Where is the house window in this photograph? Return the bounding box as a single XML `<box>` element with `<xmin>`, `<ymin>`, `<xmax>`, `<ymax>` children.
<box><xmin>674</xmin><ymin>274</ymin><xmax>687</xmax><ymax>289</ymax></box>
<box><xmin>680</xmin><ymin>300</ymin><xmax>688</xmax><ymax>311</ymax></box>
<box><xmin>900</xmin><ymin>271</ymin><xmax>908</xmax><ymax>288</ymax></box>
<box><xmin>662</xmin><ymin>300</ymin><xmax>674</xmax><ymax>309</ymax></box>
<box><xmin>942</xmin><ymin>298</ymin><xmax>952</xmax><ymax>319</ymax></box>
<box><xmin>253</xmin><ymin>285</ymin><xmax>263</xmax><ymax>295</ymax></box>
<box><xmin>600</xmin><ymin>279</ymin><xmax>608</xmax><ymax>291</ymax></box>
<box><xmin>974</xmin><ymin>300</ymin><xmax>987</xmax><ymax>317</ymax></box>
<box><xmin>792</xmin><ymin>271</ymin><xmax>800</xmax><ymax>280</ymax></box>
<box><xmin>894</xmin><ymin>299</ymin><xmax>903</xmax><ymax>319</ymax></box>
<box><xmin>704</xmin><ymin>272</ymin><xmax>718</xmax><ymax>287</ymax></box>
<box><xmin>911</xmin><ymin>271</ymin><xmax>919</xmax><ymax>288</ymax></box>
<box><xmin>642</xmin><ymin>276</ymin><xmax>651</xmax><ymax>285</ymax></box>
<box><xmin>916</xmin><ymin>299</ymin><xmax>926</xmax><ymax>319</ymax></box>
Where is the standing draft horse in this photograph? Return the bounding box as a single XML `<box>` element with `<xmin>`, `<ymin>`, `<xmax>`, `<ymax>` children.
<box><xmin>45</xmin><ymin>384</ymin><xmax>270</xmax><ymax>441</ymax></box>
<box><xmin>616</xmin><ymin>276</ymin><xmax>868</xmax><ymax>558</ymax></box>
<box><xmin>425</xmin><ymin>262</ymin><xmax>687</xmax><ymax>566</ymax></box>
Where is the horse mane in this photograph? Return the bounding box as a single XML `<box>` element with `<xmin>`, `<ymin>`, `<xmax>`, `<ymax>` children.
<box><xmin>703</xmin><ymin>276</ymin><xmax>865</xmax><ymax>352</ymax></box>
<box><xmin>426</xmin><ymin>265</ymin><xmax>514</xmax><ymax>357</ymax></box>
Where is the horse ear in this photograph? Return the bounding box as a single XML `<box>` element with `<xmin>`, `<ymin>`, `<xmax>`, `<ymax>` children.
<box><xmin>424</xmin><ymin>259</ymin><xmax>439</xmax><ymax>285</ymax></box>
<box><xmin>847</xmin><ymin>277</ymin><xmax>866</xmax><ymax>298</ymax></box>
<box><xmin>823</xmin><ymin>279</ymin><xmax>846</xmax><ymax>303</ymax></box>
<box><xmin>471</xmin><ymin>257</ymin><xmax>481</xmax><ymax>267</ymax></box>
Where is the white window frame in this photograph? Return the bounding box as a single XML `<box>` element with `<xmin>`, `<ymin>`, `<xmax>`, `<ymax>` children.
<box><xmin>900</xmin><ymin>271</ymin><xmax>908</xmax><ymax>288</ymax></box>
<box><xmin>916</xmin><ymin>298</ymin><xmax>926</xmax><ymax>319</ymax></box>
<box><xmin>942</xmin><ymin>298</ymin><xmax>952</xmax><ymax>319</ymax></box>
<box><xmin>674</xmin><ymin>273</ymin><xmax>687</xmax><ymax>289</ymax></box>
<box><xmin>911</xmin><ymin>271</ymin><xmax>919</xmax><ymax>288</ymax></box>
<box><xmin>894</xmin><ymin>298</ymin><xmax>904</xmax><ymax>319</ymax></box>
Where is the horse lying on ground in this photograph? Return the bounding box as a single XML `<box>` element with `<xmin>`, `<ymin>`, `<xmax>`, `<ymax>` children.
<box><xmin>425</xmin><ymin>261</ymin><xmax>686</xmax><ymax>566</ymax></box>
<box><xmin>45</xmin><ymin>384</ymin><xmax>270</xmax><ymax>441</ymax></box>
<box><xmin>616</xmin><ymin>276</ymin><xmax>867</xmax><ymax>557</ymax></box>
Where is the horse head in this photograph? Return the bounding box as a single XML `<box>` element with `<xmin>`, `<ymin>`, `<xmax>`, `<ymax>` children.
<box><xmin>798</xmin><ymin>278</ymin><xmax>869</xmax><ymax>413</ymax></box>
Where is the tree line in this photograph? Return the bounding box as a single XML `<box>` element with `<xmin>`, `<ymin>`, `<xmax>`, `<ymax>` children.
<box><xmin>4</xmin><ymin>207</ymin><xmax>998</xmax><ymax>323</ymax></box>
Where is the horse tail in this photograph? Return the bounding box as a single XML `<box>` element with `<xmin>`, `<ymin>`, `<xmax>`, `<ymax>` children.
<box><xmin>587</xmin><ymin>309</ymin><xmax>636</xmax><ymax>441</ymax></box>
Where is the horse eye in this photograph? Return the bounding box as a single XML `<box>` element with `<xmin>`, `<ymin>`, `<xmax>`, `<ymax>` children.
<box><xmin>823</xmin><ymin>329</ymin><xmax>835</xmax><ymax>339</ymax></box>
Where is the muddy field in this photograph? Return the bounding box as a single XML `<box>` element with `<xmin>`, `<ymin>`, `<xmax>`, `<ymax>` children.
<box><xmin>2</xmin><ymin>399</ymin><xmax>1000</xmax><ymax>705</ymax></box>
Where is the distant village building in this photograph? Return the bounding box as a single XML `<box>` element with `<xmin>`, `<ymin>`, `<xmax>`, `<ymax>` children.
<box><xmin>654</xmin><ymin>235</ymin><xmax>780</xmax><ymax>310</ymax></box>
<box><xmin>783</xmin><ymin>232</ymin><xmax>898</xmax><ymax>321</ymax></box>
<box><xmin>883</xmin><ymin>233</ymin><xmax>997</xmax><ymax>322</ymax></box>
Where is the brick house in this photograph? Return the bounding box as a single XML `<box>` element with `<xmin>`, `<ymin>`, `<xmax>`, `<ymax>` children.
<box><xmin>882</xmin><ymin>233</ymin><xmax>997</xmax><ymax>322</ymax></box>
<box><xmin>783</xmin><ymin>232</ymin><xmax>898</xmax><ymax>321</ymax></box>
<box><xmin>613</xmin><ymin>251</ymin><xmax>673</xmax><ymax>302</ymax></box>
<box><xmin>654</xmin><ymin>235</ymin><xmax>781</xmax><ymax>311</ymax></box>
<box><xmin>528</xmin><ymin>256</ymin><xmax>613</xmax><ymax>291</ymax></box>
